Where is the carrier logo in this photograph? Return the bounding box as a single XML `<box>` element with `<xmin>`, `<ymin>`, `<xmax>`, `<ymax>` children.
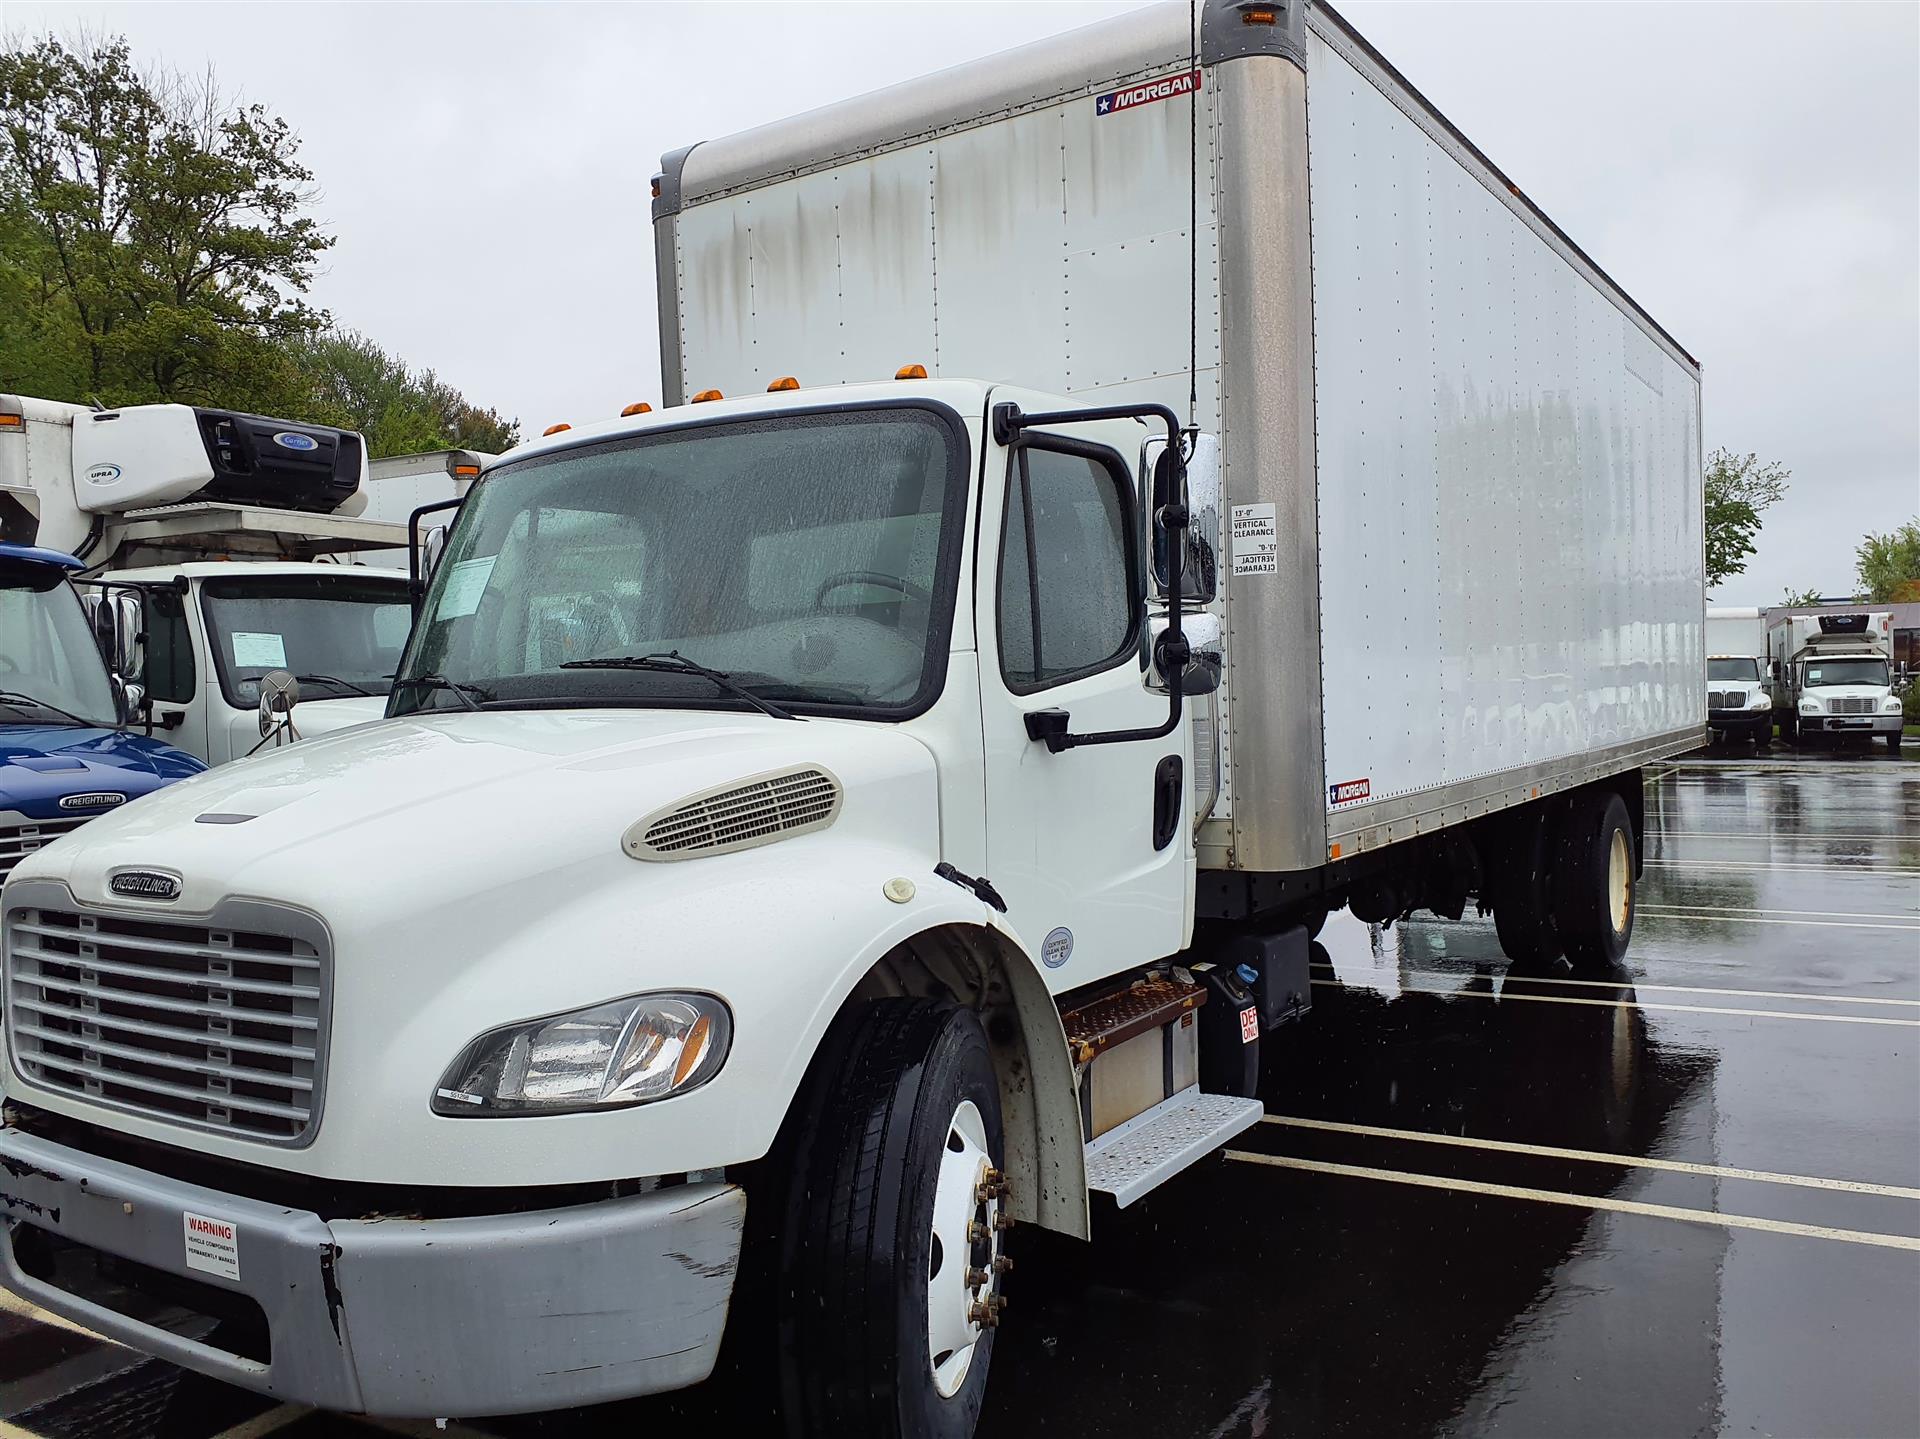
<box><xmin>1095</xmin><ymin>68</ymin><xmax>1202</xmax><ymax>117</ymax></box>
<box><xmin>109</xmin><ymin>870</ymin><xmax>181</xmax><ymax>900</ymax></box>
<box><xmin>84</xmin><ymin>463</ymin><xmax>122</xmax><ymax>485</ymax></box>
<box><xmin>1328</xmin><ymin>777</ymin><xmax>1371</xmax><ymax>807</ymax></box>
<box><xmin>59</xmin><ymin>791</ymin><xmax>126</xmax><ymax>811</ymax></box>
<box><xmin>272</xmin><ymin>431</ymin><xmax>319</xmax><ymax>452</ymax></box>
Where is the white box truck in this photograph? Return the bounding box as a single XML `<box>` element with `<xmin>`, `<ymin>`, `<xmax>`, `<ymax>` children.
<box><xmin>1704</xmin><ymin>605</ymin><xmax>1771</xmax><ymax>745</ymax></box>
<box><xmin>0</xmin><ymin>1</ymin><xmax>1703</xmax><ymax>1430</ymax></box>
<box><xmin>0</xmin><ymin>395</ymin><xmax>476</xmax><ymax>764</ymax></box>
<box><xmin>1769</xmin><ymin>609</ymin><xmax>1901</xmax><ymax>751</ymax></box>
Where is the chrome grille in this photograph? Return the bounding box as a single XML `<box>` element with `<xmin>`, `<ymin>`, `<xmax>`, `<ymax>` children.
<box><xmin>1707</xmin><ymin>691</ymin><xmax>1737</xmax><ymax>711</ymax></box>
<box><xmin>4</xmin><ymin>904</ymin><xmax>325</xmax><ymax>1143</ymax></box>
<box><xmin>0</xmin><ymin>818</ymin><xmax>94</xmax><ymax>883</ymax></box>
<box><xmin>1827</xmin><ymin>697</ymin><xmax>1876</xmax><ymax>715</ymax></box>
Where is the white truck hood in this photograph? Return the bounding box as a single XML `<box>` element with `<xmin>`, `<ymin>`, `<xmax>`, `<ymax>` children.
<box><xmin>288</xmin><ymin>694</ymin><xmax>389</xmax><ymax>737</ymax></box>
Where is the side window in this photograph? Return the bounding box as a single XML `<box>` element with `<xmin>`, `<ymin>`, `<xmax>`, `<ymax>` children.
<box><xmin>142</xmin><ymin>589</ymin><xmax>196</xmax><ymax>704</ymax></box>
<box><xmin>998</xmin><ymin>444</ymin><xmax>1138</xmax><ymax>692</ymax></box>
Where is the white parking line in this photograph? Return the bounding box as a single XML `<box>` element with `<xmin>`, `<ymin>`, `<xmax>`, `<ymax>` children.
<box><xmin>1222</xmin><ymin>1151</ymin><xmax>1920</xmax><ymax>1252</ymax></box>
<box><xmin>1309</xmin><ymin>978</ymin><xmax>1920</xmax><ymax>1026</ymax></box>
<box><xmin>1259</xmin><ymin>1115</ymin><xmax>1920</xmax><ymax>1199</ymax></box>
<box><xmin>0</xmin><ymin>1288</ymin><xmax>110</xmax><ymax>1346</ymax></box>
<box><xmin>1652</xmin><ymin>829</ymin><xmax>1920</xmax><ymax>842</ymax></box>
<box><xmin>1646</xmin><ymin>859</ymin><xmax>1919</xmax><ymax>877</ymax></box>
<box><xmin>1638</xmin><ymin>903</ymin><xmax>1919</xmax><ymax>922</ymax></box>
<box><xmin>1638</xmin><ymin>911</ymin><xmax>1918</xmax><ymax>932</ymax></box>
<box><xmin>1309</xmin><ymin>961</ymin><xmax>1920</xmax><ymax>1008</ymax></box>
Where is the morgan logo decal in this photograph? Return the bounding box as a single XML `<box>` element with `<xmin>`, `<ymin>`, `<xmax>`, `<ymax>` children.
<box><xmin>59</xmin><ymin>792</ymin><xmax>126</xmax><ymax>811</ymax></box>
<box><xmin>1328</xmin><ymin>778</ymin><xmax>1371</xmax><ymax>807</ymax></box>
<box><xmin>109</xmin><ymin>870</ymin><xmax>181</xmax><ymax>900</ymax></box>
<box><xmin>1095</xmin><ymin>68</ymin><xmax>1201</xmax><ymax>117</ymax></box>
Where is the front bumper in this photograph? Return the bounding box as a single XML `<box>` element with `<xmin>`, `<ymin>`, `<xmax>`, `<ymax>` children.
<box><xmin>1797</xmin><ymin>714</ymin><xmax>1902</xmax><ymax>735</ymax></box>
<box><xmin>0</xmin><ymin>1126</ymin><xmax>745</xmax><ymax>1416</ymax></box>
<box><xmin>1707</xmin><ymin>710</ymin><xmax>1771</xmax><ymax>736</ymax></box>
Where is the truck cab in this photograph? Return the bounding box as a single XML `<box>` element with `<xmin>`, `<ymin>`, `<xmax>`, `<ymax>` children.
<box><xmin>1771</xmin><ymin>612</ymin><xmax>1903</xmax><ymax>752</ymax></box>
<box><xmin>0</xmin><ymin>543</ymin><xmax>205</xmax><ymax>886</ymax></box>
<box><xmin>106</xmin><ymin>562</ymin><xmax>412</xmax><ymax>766</ymax></box>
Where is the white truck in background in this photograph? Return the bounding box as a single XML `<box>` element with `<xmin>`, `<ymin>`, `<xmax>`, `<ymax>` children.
<box><xmin>0</xmin><ymin>394</ymin><xmax>480</xmax><ymax>764</ymax></box>
<box><xmin>1770</xmin><ymin>610</ymin><xmax>1901</xmax><ymax>752</ymax></box>
<box><xmin>1704</xmin><ymin>605</ymin><xmax>1771</xmax><ymax>746</ymax></box>
<box><xmin>0</xmin><ymin>2</ymin><xmax>1702</xmax><ymax>1432</ymax></box>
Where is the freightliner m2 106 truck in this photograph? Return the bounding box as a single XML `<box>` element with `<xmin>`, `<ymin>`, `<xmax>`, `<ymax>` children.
<box><xmin>1</xmin><ymin>394</ymin><xmax>481</xmax><ymax>763</ymax></box>
<box><xmin>0</xmin><ymin>2</ymin><xmax>1703</xmax><ymax>1432</ymax></box>
<box><xmin>1769</xmin><ymin>609</ymin><xmax>1901</xmax><ymax>751</ymax></box>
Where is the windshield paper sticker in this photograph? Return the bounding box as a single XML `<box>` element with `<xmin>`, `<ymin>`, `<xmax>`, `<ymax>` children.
<box><xmin>1329</xmin><ymin>778</ymin><xmax>1371</xmax><ymax>807</ymax></box>
<box><xmin>183</xmin><ymin>1212</ymin><xmax>241</xmax><ymax>1281</ymax></box>
<box><xmin>230</xmin><ymin>631</ymin><xmax>288</xmax><ymax>669</ymax></box>
<box><xmin>1231</xmin><ymin>503</ymin><xmax>1278</xmax><ymax>576</ymax></box>
<box><xmin>438</xmin><ymin>556</ymin><xmax>497</xmax><ymax>619</ymax></box>
<box><xmin>1096</xmin><ymin>68</ymin><xmax>1201</xmax><ymax>117</ymax></box>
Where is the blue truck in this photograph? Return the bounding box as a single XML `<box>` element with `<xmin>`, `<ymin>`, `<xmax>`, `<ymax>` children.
<box><xmin>1</xmin><ymin>542</ymin><xmax>205</xmax><ymax>885</ymax></box>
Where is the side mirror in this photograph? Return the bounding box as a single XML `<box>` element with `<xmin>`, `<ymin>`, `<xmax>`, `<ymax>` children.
<box><xmin>79</xmin><ymin>587</ymin><xmax>145</xmax><ymax>684</ymax></box>
<box><xmin>258</xmin><ymin>669</ymin><xmax>302</xmax><ymax>743</ymax></box>
<box><xmin>421</xmin><ymin>524</ymin><xmax>450</xmax><ymax>584</ymax></box>
<box><xmin>1144</xmin><ymin>433</ymin><xmax>1220</xmax><ymax>604</ymax></box>
<box><xmin>1150</xmin><ymin>610</ymin><xmax>1223</xmax><ymax>695</ymax></box>
<box><xmin>117</xmin><ymin>679</ymin><xmax>146</xmax><ymax>725</ymax></box>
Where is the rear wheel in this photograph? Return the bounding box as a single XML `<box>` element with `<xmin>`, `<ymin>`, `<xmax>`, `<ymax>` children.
<box><xmin>1490</xmin><ymin>807</ymin><xmax>1562</xmax><ymax>964</ymax></box>
<box><xmin>778</xmin><ymin>998</ymin><xmax>1007</xmax><ymax>1438</ymax></box>
<box><xmin>1551</xmin><ymin>789</ymin><xmax>1636</xmax><ymax>973</ymax></box>
<box><xmin>1888</xmin><ymin>731</ymin><xmax>1905</xmax><ymax>754</ymax></box>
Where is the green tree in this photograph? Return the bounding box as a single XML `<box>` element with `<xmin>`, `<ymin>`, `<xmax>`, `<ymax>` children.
<box><xmin>1704</xmin><ymin>448</ymin><xmax>1790</xmax><ymax>588</ymax></box>
<box><xmin>1779</xmin><ymin>587</ymin><xmax>1824</xmax><ymax>606</ymax></box>
<box><xmin>1855</xmin><ymin>519</ymin><xmax>1920</xmax><ymax>604</ymax></box>
<box><xmin>296</xmin><ymin>330</ymin><xmax>519</xmax><ymax>458</ymax></box>
<box><xmin>0</xmin><ymin>32</ymin><xmax>329</xmax><ymax>407</ymax></box>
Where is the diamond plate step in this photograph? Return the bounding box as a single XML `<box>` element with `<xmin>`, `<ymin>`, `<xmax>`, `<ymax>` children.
<box><xmin>1084</xmin><ymin>1087</ymin><xmax>1264</xmax><ymax>1208</ymax></box>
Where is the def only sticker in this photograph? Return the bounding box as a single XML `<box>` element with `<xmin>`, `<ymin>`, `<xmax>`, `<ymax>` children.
<box><xmin>183</xmin><ymin>1211</ymin><xmax>242</xmax><ymax>1281</ymax></box>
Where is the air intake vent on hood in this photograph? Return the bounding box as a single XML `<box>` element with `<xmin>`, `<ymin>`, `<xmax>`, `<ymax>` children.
<box><xmin>624</xmin><ymin>766</ymin><xmax>842</xmax><ymax>862</ymax></box>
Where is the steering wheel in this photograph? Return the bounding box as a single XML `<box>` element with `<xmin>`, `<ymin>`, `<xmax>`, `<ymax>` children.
<box><xmin>815</xmin><ymin>570</ymin><xmax>930</xmax><ymax>607</ymax></box>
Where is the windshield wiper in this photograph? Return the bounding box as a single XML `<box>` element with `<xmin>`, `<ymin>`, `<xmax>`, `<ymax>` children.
<box><xmin>0</xmin><ymin>690</ymin><xmax>102</xmax><ymax>729</ymax></box>
<box><xmin>296</xmin><ymin>672</ymin><xmax>374</xmax><ymax>698</ymax></box>
<box><xmin>560</xmin><ymin>651</ymin><xmax>800</xmax><ymax>722</ymax></box>
<box><xmin>390</xmin><ymin>672</ymin><xmax>492</xmax><ymax>713</ymax></box>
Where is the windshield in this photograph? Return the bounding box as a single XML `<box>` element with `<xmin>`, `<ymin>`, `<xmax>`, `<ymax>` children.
<box><xmin>201</xmin><ymin>573</ymin><xmax>414</xmax><ymax>708</ymax></box>
<box><xmin>394</xmin><ymin>407</ymin><xmax>965</xmax><ymax>718</ymax></box>
<box><xmin>1803</xmin><ymin>658</ymin><xmax>1890</xmax><ymax>688</ymax></box>
<box><xmin>1708</xmin><ymin>657</ymin><xmax>1760</xmax><ymax>681</ymax></box>
<box><xmin>0</xmin><ymin>559</ymin><xmax>117</xmax><ymax>727</ymax></box>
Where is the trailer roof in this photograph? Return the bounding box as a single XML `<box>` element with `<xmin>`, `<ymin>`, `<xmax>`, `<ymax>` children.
<box><xmin>659</xmin><ymin>0</ymin><xmax>1698</xmax><ymax>375</ymax></box>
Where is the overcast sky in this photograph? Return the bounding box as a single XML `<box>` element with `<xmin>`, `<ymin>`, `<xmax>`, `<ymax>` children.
<box><xmin>8</xmin><ymin>0</ymin><xmax>1916</xmax><ymax>604</ymax></box>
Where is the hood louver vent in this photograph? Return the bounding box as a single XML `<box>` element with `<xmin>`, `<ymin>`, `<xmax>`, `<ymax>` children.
<box><xmin>624</xmin><ymin>766</ymin><xmax>842</xmax><ymax>862</ymax></box>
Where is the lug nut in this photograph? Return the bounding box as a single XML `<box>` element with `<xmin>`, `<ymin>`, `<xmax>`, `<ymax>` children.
<box><xmin>992</xmin><ymin>1212</ymin><xmax>1015</xmax><ymax>1232</ymax></box>
<box><xmin>988</xmin><ymin>1293</ymin><xmax>1009</xmax><ymax>1313</ymax></box>
<box><xmin>966</xmin><ymin>1267</ymin><xmax>989</xmax><ymax>1287</ymax></box>
<box><xmin>969</xmin><ymin>1301</ymin><xmax>999</xmax><ymax>1328</ymax></box>
<box><xmin>968</xmin><ymin>1221</ymin><xmax>989</xmax><ymax>1243</ymax></box>
<box><xmin>993</xmin><ymin>1255</ymin><xmax>1015</xmax><ymax>1275</ymax></box>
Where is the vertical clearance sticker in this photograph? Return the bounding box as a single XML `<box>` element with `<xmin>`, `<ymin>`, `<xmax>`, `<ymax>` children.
<box><xmin>183</xmin><ymin>1211</ymin><xmax>242</xmax><ymax>1281</ymax></box>
<box><xmin>1231</xmin><ymin>503</ymin><xmax>1278</xmax><ymax>576</ymax></box>
<box><xmin>1095</xmin><ymin>68</ymin><xmax>1202</xmax><ymax>117</ymax></box>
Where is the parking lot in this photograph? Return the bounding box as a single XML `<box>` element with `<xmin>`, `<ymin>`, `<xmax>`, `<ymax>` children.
<box><xmin>3</xmin><ymin>747</ymin><xmax>1915</xmax><ymax>1439</ymax></box>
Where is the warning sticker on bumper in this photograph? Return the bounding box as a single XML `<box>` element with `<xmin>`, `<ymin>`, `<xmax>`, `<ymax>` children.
<box><xmin>183</xmin><ymin>1211</ymin><xmax>241</xmax><ymax>1281</ymax></box>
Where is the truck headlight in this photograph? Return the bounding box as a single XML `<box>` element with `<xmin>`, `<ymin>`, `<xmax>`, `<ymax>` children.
<box><xmin>1749</xmin><ymin>692</ymin><xmax>1771</xmax><ymax>709</ymax></box>
<box><xmin>1887</xmin><ymin>699</ymin><xmax>1904</xmax><ymax>712</ymax></box>
<box><xmin>432</xmin><ymin>993</ymin><xmax>731</xmax><ymax>1117</ymax></box>
<box><xmin>1800</xmin><ymin>698</ymin><xmax>1820</xmax><ymax>713</ymax></box>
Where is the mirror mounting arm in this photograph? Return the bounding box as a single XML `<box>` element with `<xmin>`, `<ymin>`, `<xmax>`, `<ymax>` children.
<box><xmin>993</xmin><ymin>401</ymin><xmax>1189</xmax><ymax>754</ymax></box>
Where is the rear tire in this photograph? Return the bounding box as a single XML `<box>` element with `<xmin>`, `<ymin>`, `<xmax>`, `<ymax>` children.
<box><xmin>1888</xmin><ymin>732</ymin><xmax>1905</xmax><ymax>754</ymax></box>
<box><xmin>1490</xmin><ymin>807</ymin><xmax>1563</xmax><ymax>964</ymax></box>
<box><xmin>1551</xmin><ymin>789</ymin><xmax>1636</xmax><ymax>973</ymax></box>
<box><xmin>778</xmin><ymin>998</ymin><xmax>1006</xmax><ymax>1439</ymax></box>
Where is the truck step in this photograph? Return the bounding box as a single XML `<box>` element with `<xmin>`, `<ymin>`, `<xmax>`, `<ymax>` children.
<box><xmin>1061</xmin><ymin>969</ymin><xmax>1206</xmax><ymax>1066</ymax></box>
<box><xmin>1083</xmin><ymin>1086</ymin><xmax>1264</xmax><ymax>1209</ymax></box>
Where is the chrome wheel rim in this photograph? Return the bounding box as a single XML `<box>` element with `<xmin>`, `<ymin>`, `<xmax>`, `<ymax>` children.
<box><xmin>926</xmin><ymin>1098</ymin><xmax>998</xmax><ymax>1398</ymax></box>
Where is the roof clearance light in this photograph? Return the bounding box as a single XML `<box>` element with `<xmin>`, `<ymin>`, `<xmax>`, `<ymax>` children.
<box><xmin>542</xmin><ymin>423</ymin><xmax>572</xmax><ymax>437</ymax></box>
<box><xmin>621</xmin><ymin>402</ymin><xmax>654</xmax><ymax>416</ymax></box>
<box><xmin>896</xmin><ymin>364</ymin><xmax>928</xmax><ymax>380</ymax></box>
<box><xmin>767</xmin><ymin>376</ymin><xmax>800</xmax><ymax>392</ymax></box>
<box><xmin>692</xmin><ymin>389</ymin><xmax>724</xmax><ymax>403</ymax></box>
<box><xmin>453</xmin><ymin>464</ymin><xmax>481</xmax><ymax>479</ymax></box>
<box><xmin>1243</xmin><ymin>6</ymin><xmax>1279</xmax><ymax>24</ymax></box>
<box><xmin>0</xmin><ymin>414</ymin><xmax>21</xmax><ymax>428</ymax></box>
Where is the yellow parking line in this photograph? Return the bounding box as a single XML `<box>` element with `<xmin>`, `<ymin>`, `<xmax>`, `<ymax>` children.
<box><xmin>1223</xmin><ymin>1151</ymin><xmax>1920</xmax><ymax>1252</ymax></box>
<box><xmin>208</xmin><ymin>1405</ymin><xmax>312</xmax><ymax>1439</ymax></box>
<box><xmin>1260</xmin><ymin>1115</ymin><xmax>1920</xmax><ymax>1199</ymax></box>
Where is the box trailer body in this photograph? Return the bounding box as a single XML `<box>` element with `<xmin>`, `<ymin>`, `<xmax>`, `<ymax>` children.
<box><xmin>1768</xmin><ymin>609</ymin><xmax>1901</xmax><ymax>748</ymax></box>
<box><xmin>1704</xmin><ymin>605</ymin><xmax>1770</xmax><ymax>742</ymax></box>
<box><xmin>655</xmin><ymin>0</ymin><xmax>1705</xmax><ymax>880</ymax></box>
<box><xmin>2</xmin><ymin>2</ymin><xmax>1703</xmax><ymax>1430</ymax></box>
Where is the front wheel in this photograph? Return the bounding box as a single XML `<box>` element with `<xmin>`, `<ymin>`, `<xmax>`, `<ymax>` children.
<box><xmin>778</xmin><ymin>999</ymin><xmax>1008</xmax><ymax>1438</ymax></box>
<box><xmin>1888</xmin><ymin>731</ymin><xmax>1905</xmax><ymax>754</ymax></box>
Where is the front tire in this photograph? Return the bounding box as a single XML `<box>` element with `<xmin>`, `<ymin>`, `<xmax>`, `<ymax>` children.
<box><xmin>1551</xmin><ymin>789</ymin><xmax>1636</xmax><ymax>973</ymax></box>
<box><xmin>1888</xmin><ymin>731</ymin><xmax>1905</xmax><ymax>754</ymax></box>
<box><xmin>778</xmin><ymin>999</ymin><xmax>1007</xmax><ymax>1438</ymax></box>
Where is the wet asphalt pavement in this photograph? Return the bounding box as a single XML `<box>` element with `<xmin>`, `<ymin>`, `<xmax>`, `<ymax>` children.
<box><xmin>3</xmin><ymin>747</ymin><xmax>1916</xmax><ymax>1438</ymax></box>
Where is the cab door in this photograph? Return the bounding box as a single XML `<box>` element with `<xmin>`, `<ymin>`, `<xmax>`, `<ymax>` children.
<box><xmin>975</xmin><ymin>387</ymin><xmax>1192</xmax><ymax>994</ymax></box>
